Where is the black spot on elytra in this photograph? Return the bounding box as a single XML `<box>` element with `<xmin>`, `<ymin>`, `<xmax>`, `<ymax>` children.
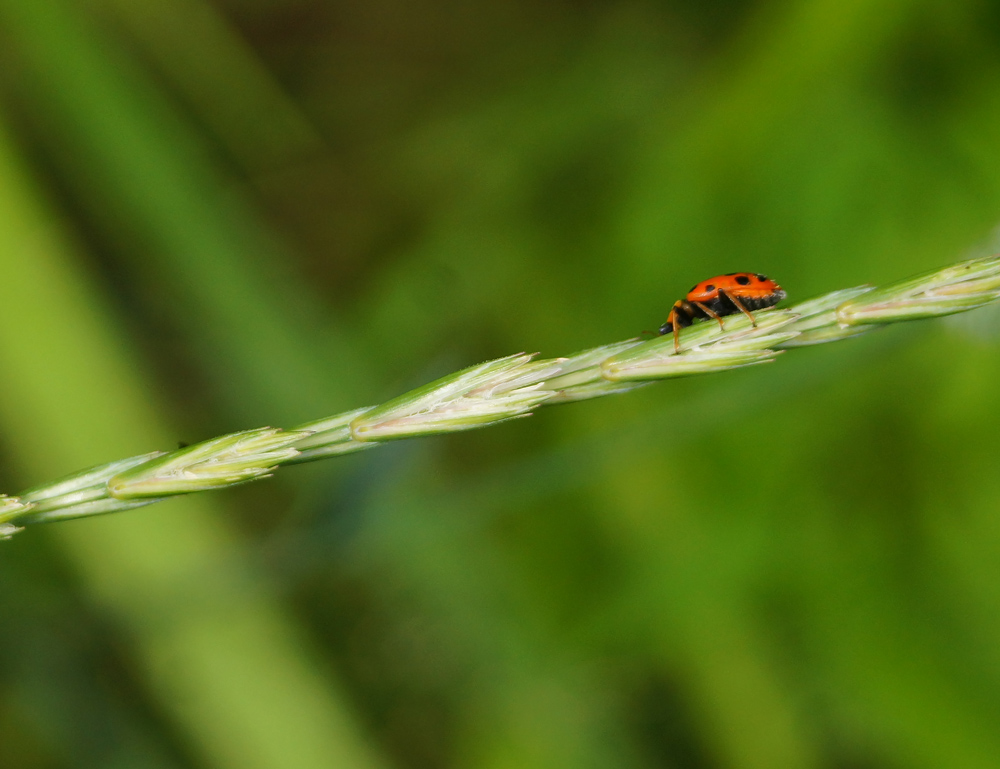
<box><xmin>756</xmin><ymin>274</ymin><xmax>767</xmax><ymax>281</ymax></box>
<box><xmin>735</xmin><ymin>275</ymin><xmax>750</xmax><ymax>285</ymax></box>
<box><xmin>704</xmin><ymin>284</ymin><xmax>715</xmax><ymax>292</ymax></box>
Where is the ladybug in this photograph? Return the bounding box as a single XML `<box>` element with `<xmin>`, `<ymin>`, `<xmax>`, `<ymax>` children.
<box><xmin>659</xmin><ymin>273</ymin><xmax>786</xmax><ymax>352</ymax></box>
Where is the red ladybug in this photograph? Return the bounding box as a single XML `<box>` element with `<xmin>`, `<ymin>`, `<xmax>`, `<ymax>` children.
<box><xmin>659</xmin><ymin>273</ymin><xmax>786</xmax><ymax>352</ymax></box>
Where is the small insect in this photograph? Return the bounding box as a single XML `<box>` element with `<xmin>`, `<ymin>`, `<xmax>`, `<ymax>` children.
<box><xmin>659</xmin><ymin>272</ymin><xmax>786</xmax><ymax>352</ymax></box>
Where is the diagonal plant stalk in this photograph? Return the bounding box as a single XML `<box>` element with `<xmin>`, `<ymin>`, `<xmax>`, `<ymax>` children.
<box><xmin>3</xmin><ymin>255</ymin><xmax>999</xmax><ymax>538</ymax></box>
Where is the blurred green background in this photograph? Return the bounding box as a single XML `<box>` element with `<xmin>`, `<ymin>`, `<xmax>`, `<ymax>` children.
<box><xmin>1</xmin><ymin>0</ymin><xmax>1000</xmax><ymax>767</ymax></box>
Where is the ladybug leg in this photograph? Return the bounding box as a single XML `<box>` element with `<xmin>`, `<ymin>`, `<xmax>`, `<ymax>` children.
<box><xmin>668</xmin><ymin>301</ymin><xmax>688</xmax><ymax>353</ymax></box>
<box><xmin>719</xmin><ymin>288</ymin><xmax>757</xmax><ymax>327</ymax></box>
<box><xmin>692</xmin><ymin>301</ymin><xmax>725</xmax><ymax>329</ymax></box>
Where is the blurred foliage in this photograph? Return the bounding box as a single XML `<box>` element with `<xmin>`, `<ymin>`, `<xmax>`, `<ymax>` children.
<box><xmin>1</xmin><ymin>0</ymin><xmax>1000</xmax><ymax>767</ymax></box>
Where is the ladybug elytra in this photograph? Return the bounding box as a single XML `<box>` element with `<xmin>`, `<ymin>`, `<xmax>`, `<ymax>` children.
<box><xmin>659</xmin><ymin>272</ymin><xmax>786</xmax><ymax>352</ymax></box>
